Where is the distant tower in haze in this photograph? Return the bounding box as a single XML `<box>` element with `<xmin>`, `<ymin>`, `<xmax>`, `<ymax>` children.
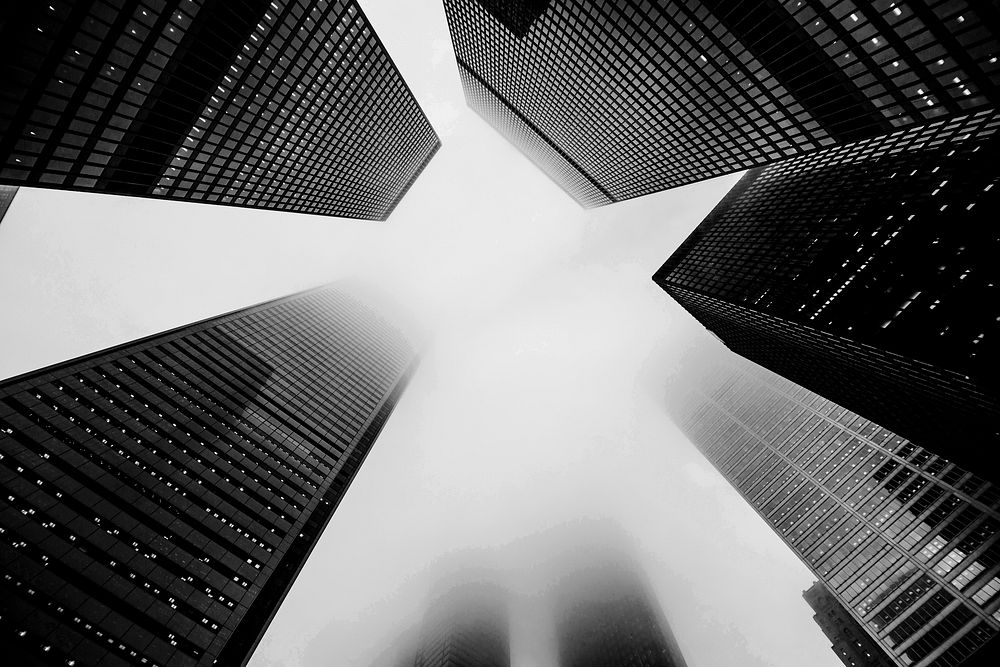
<box><xmin>671</xmin><ymin>353</ymin><xmax>1000</xmax><ymax>666</ymax></box>
<box><xmin>405</xmin><ymin>579</ymin><xmax>511</xmax><ymax>667</ymax></box>
<box><xmin>804</xmin><ymin>581</ymin><xmax>895</xmax><ymax>667</ymax></box>
<box><xmin>0</xmin><ymin>286</ymin><xmax>416</xmax><ymax>666</ymax></box>
<box><xmin>0</xmin><ymin>1</ymin><xmax>439</xmax><ymax>219</ymax></box>
<box><xmin>654</xmin><ymin>109</ymin><xmax>1000</xmax><ymax>480</ymax></box>
<box><xmin>553</xmin><ymin>548</ymin><xmax>688</xmax><ymax>667</ymax></box>
<box><xmin>442</xmin><ymin>0</ymin><xmax>1000</xmax><ymax>206</ymax></box>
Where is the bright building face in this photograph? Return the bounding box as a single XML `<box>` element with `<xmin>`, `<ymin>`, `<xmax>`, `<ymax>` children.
<box><xmin>673</xmin><ymin>356</ymin><xmax>1000</xmax><ymax>667</ymax></box>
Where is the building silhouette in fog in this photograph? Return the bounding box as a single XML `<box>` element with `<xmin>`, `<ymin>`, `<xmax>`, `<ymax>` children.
<box><xmin>0</xmin><ymin>1</ymin><xmax>439</xmax><ymax>220</ymax></box>
<box><xmin>553</xmin><ymin>546</ymin><xmax>688</xmax><ymax>667</ymax></box>
<box><xmin>0</xmin><ymin>286</ymin><xmax>415</xmax><ymax>666</ymax></box>
<box><xmin>402</xmin><ymin>579</ymin><xmax>510</xmax><ymax>667</ymax></box>
<box><xmin>655</xmin><ymin>109</ymin><xmax>1000</xmax><ymax>479</ymax></box>
<box><xmin>805</xmin><ymin>580</ymin><xmax>895</xmax><ymax>667</ymax></box>
<box><xmin>671</xmin><ymin>353</ymin><xmax>1000</xmax><ymax>666</ymax></box>
<box><xmin>442</xmin><ymin>0</ymin><xmax>1000</xmax><ymax>206</ymax></box>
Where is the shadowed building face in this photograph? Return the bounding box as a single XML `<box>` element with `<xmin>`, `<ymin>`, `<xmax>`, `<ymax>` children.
<box><xmin>0</xmin><ymin>1</ymin><xmax>440</xmax><ymax>219</ymax></box>
<box><xmin>554</xmin><ymin>556</ymin><xmax>689</xmax><ymax>667</ymax></box>
<box><xmin>804</xmin><ymin>580</ymin><xmax>896</xmax><ymax>666</ymax></box>
<box><xmin>407</xmin><ymin>581</ymin><xmax>511</xmax><ymax>667</ymax></box>
<box><xmin>654</xmin><ymin>109</ymin><xmax>1000</xmax><ymax>479</ymax></box>
<box><xmin>0</xmin><ymin>185</ymin><xmax>16</xmax><ymax>224</ymax></box>
<box><xmin>0</xmin><ymin>287</ymin><xmax>416</xmax><ymax>666</ymax></box>
<box><xmin>442</xmin><ymin>0</ymin><xmax>1000</xmax><ymax>206</ymax></box>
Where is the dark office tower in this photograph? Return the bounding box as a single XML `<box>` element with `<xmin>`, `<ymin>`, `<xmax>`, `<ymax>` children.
<box><xmin>554</xmin><ymin>554</ymin><xmax>688</xmax><ymax>667</ymax></box>
<box><xmin>672</xmin><ymin>354</ymin><xmax>1000</xmax><ymax>667</ymax></box>
<box><xmin>805</xmin><ymin>581</ymin><xmax>896</xmax><ymax>667</ymax></box>
<box><xmin>0</xmin><ymin>286</ymin><xmax>416</xmax><ymax>666</ymax></box>
<box><xmin>405</xmin><ymin>580</ymin><xmax>511</xmax><ymax>667</ymax></box>
<box><xmin>0</xmin><ymin>1</ymin><xmax>439</xmax><ymax>220</ymax></box>
<box><xmin>0</xmin><ymin>185</ymin><xmax>16</xmax><ymax>224</ymax></box>
<box><xmin>442</xmin><ymin>0</ymin><xmax>1000</xmax><ymax>207</ymax></box>
<box><xmin>654</xmin><ymin>109</ymin><xmax>1000</xmax><ymax>479</ymax></box>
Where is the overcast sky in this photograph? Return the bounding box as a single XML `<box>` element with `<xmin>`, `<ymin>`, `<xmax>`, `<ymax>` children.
<box><xmin>0</xmin><ymin>1</ymin><xmax>843</xmax><ymax>665</ymax></box>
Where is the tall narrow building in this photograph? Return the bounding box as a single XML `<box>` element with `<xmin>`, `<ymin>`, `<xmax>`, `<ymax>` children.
<box><xmin>442</xmin><ymin>0</ymin><xmax>1000</xmax><ymax>206</ymax></box>
<box><xmin>0</xmin><ymin>286</ymin><xmax>416</xmax><ymax>666</ymax></box>
<box><xmin>0</xmin><ymin>1</ymin><xmax>440</xmax><ymax>220</ymax></box>
<box><xmin>671</xmin><ymin>353</ymin><xmax>1000</xmax><ymax>667</ymax></box>
<box><xmin>554</xmin><ymin>546</ymin><xmax>688</xmax><ymax>667</ymax></box>
<box><xmin>804</xmin><ymin>581</ymin><xmax>896</xmax><ymax>667</ymax></box>
<box><xmin>654</xmin><ymin>109</ymin><xmax>1000</xmax><ymax>478</ymax></box>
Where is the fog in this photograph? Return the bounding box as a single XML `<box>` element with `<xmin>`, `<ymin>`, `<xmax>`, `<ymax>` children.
<box><xmin>0</xmin><ymin>1</ymin><xmax>843</xmax><ymax>665</ymax></box>
<box><xmin>369</xmin><ymin>519</ymin><xmax>693</xmax><ymax>666</ymax></box>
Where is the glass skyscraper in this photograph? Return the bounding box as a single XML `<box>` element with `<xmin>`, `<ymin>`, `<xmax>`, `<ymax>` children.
<box><xmin>402</xmin><ymin>579</ymin><xmax>511</xmax><ymax>667</ymax></box>
<box><xmin>0</xmin><ymin>1</ymin><xmax>440</xmax><ymax>220</ymax></box>
<box><xmin>554</xmin><ymin>547</ymin><xmax>688</xmax><ymax>667</ymax></box>
<box><xmin>805</xmin><ymin>580</ymin><xmax>896</xmax><ymax>666</ymax></box>
<box><xmin>380</xmin><ymin>523</ymin><xmax>686</xmax><ymax>667</ymax></box>
<box><xmin>0</xmin><ymin>286</ymin><xmax>416</xmax><ymax>666</ymax></box>
<box><xmin>672</xmin><ymin>354</ymin><xmax>1000</xmax><ymax>667</ymax></box>
<box><xmin>442</xmin><ymin>0</ymin><xmax>999</xmax><ymax>206</ymax></box>
<box><xmin>654</xmin><ymin>109</ymin><xmax>999</xmax><ymax>480</ymax></box>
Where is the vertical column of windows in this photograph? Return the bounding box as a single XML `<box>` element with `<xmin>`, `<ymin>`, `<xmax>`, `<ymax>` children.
<box><xmin>680</xmin><ymin>360</ymin><xmax>1000</xmax><ymax>664</ymax></box>
<box><xmin>1</xmin><ymin>287</ymin><xmax>415</xmax><ymax>665</ymax></box>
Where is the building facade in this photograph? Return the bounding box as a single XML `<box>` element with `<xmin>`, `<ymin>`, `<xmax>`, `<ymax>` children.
<box><xmin>0</xmin><ymin>286</ymin><xmax>416</xmax><ymax>666</ymax></box>
<box><xmin>554</xmin><ymin>553</ymin><xmax>688</xmax><ymax>667</ymax></box>
<box><xmin>672</xmin><ymin>355</ymin><xmax>1000</xmax><ymax>667</ymax></box>
<box><xmin>654</xmin><ymin>109</ymin><xmax>1000</xmax><ymax>479</ymax></box>
<box><xmin>0</xmin><ymin>1</ymin><xmax>439</xmax><ymax>220</ymax></box>
<box><xmin>406</xmin><ymin>580</ymin><xmax>511</xmax><ymax>667</ymax></box>
<box><xmin>0</xmin><ymin>185</ymin><xmax>17</xmax><ymax>224</ymax></box>
<box><xmin>442</xmin><ymin>0</ymin><xmax>1000</xmax><ymax>206</ymax></box>
<box><xmin>805</xmin><ymin>580</ymin><xmax>896</xmax><ymax>667</ymax></box>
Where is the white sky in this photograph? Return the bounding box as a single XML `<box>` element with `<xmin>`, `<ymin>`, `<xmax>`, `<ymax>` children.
<box><xmin>0</xmin><ymin>1</ymin><xmax>843</xmax><ymax>665</ymax></box>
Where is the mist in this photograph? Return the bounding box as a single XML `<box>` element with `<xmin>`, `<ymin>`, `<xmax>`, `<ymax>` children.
<box><xmin>0</xmin><ymin>1</ymin><xmax>845</xmax><ymax>665</ymax></box>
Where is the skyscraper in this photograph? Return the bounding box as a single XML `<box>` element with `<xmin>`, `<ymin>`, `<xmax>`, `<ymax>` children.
<box><xmin>0</xmin><ymin>185</ymin><xmax>16</xmax><ymax>224</ymax></box>
<box><xmin>0</xmin><ymin>1</ymin><xmax>440</xmax><ymax>220</ymax></box>
<box><xmin>804</xmin><ymin>580</ymin><xmax>896</xmax><ymax>667</ymax></box>
<box><xmin>0</xmin><ymin>286</ymin><xmax>416</xmax><ymax>666</ymax></box>
<box><xmin>442</xmin><ymin>0</ymin><xmax>1000</xmax><ymax>206</ymax></box>
<box><xmin>405</xmin><ymin>579</ymin><xmax>511</xmax><ymax>667</ymax></box>
<box><xmin>672</xmin><ymin>353</ymin><xmax>1000</xmax><ymax>667</ymax></box>
<box><xmin>654</xmin><ymin>109</ymin><xmax>1000</xmax><ymax>478</ymax></box>
<box><xmin>554</xmin><ymin>548</ymin><xmax>688</xmax><ymax>667</ymax></box>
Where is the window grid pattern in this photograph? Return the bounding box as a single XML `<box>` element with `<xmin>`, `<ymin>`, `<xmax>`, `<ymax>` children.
<box><xmin>0</xmin><ymin>185</ymin><xmax>17</xmax><ymax>223</ymax></box>
<box><xmin>781</xmin><ymin>0</ymin><xmax>999</xmax><ymax>122</ymax></box>
<box><xmin>458</xmin><ymin>67</ymin><xmax>612</xmax><ymax>208</ymax></box>
<box><xmin>442</xmin><ymin>0</ymin><xmax>999</xmax><ymax>206</ymax></box>
<box><xmin>0</xmin><ymin>287</ymin><xmax>415</xmax><ymax>666</ymax></box>
<box><xmin>555</xmin><ymin>563</ymin><xmax>689</xmax><ymax>667</ymax></box>
<box><xmin>0</xmin><ymin>0</ymin><xmax>439</xmax><ymax>220</ymax></box>
<box><xmin>405</xmin><ymin>583</ymin><xmax>511</xmax><ymax>667</ymax></box>
<box><xmin>653</xmin><ymin>108</ymin><xmax>1000</xmax><ymax>479</ymax></box>
<box><xmin>804</xmin><ymin>581</ymin><xmax>896</xmax><ymax>667</ymax></box>
<box><xmin>674</xmin><ymin>358</ymin><xmax>1000</xmax><ymax>666</ymax></box>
